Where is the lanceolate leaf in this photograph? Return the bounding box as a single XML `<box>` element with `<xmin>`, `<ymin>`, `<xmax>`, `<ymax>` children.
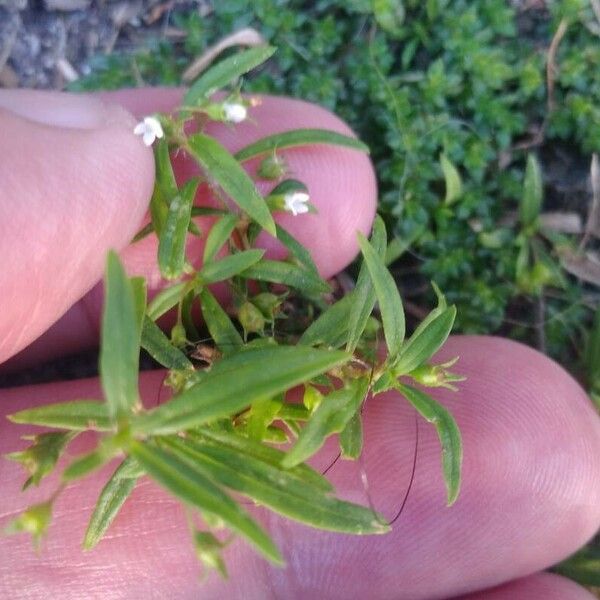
<box><xmin>299</xmin><ymin>293</ymin><xmax>354</xmax><ymax>348</ymax></box>
<box><xmin>183</xmin><ymin>46</ymin><xmax>276</xmax><ymax>107</ymax></box>
<box><xmin>235</xmin><ymin>128</ymin><xmax>369</xmax><ymax>162</ymax></box>
<box><xmin>130</xmin><ymin>277</ymin><xmax>147</xmax><ymax>334</ymax></box>
<box><xmin>158</xmin><ymin>179</ymin><xmax>199</xmax><ymax>279</ymax></box>
<box><xmin>282</xmin><ymin>378</ymin><xmax>369</xmax><ymax>468</ymax></box>
<box><xmin>198</xmin><ymin>287</ymin><xmax>243</xmax><ymax>353</ymax></box>
<box><xmin>357</xmin><ymin>232</ymin><xmax>405</xmax><ymax>359</ymax></box>
<box><xmin>100</xmin><ymin>251</ymin><xmax>141</xmax><ymax>423</ymax></box>
<box><xmin>398</xmin><ymin>384</ymin><xmax>462</xmax><ymax>505</ymax></box>
<box><xmin>340</xmin><ymin>412</ymin><xmax>363</xmax><ymax>460</ymax></box>
<box><xmin>198</xmin><ymin>249</ymin><xmax>264</xmax><ymax>284</ymax></box>
<box><xmin>346</xmin><ymin>215</ymin><xmax>387</xmax><ymax>353</ymax></box>
<box><xmin>241</xmin><ymin>259</ymin><xmax>330</xmax><ymax>295</ymax></box>
<box><xmin>194</xmin><ymin>428</ymin><xmax>332</xmax><ymax>493</ymax></box>
<box><xmin>132</xmin><ymin>346</ymin><xmax>349</xmax><ymax>435</ymax></box>
<box><xmin>141</xmin><ymin>316</ymin><xmax>193</xmax><ymax>370</ymax></box>
<box><xmin>83</xmin><ymin>457</ymin><xmax>140</xmax><ymax>550</ymax></box>
<box><xmin>203</xmin><ymin>213</ymin><xmax>238</xmax><ymax>263</ymax></box>
<box><xmin>129</xmin><ymin>440</ymin><xmax>283</xmax><ymax>565</ymax></box>
<box><xmin>146</xmin><ymin>282</ymin><xmax>187</xmax><ymax>321</ymax></box>
<box><xmin>163</xmin><ymin>436</ymin><xmax>387</xmax><ymax>535</ymax></box>
<box><xmin>8</xmin><ymin>400</ymin><xmax>111</xmax><ymax>431</ymax></box>
<box><xmin>187</xmin><ymin>134</ymin><xmax>276</xmax><ymax>235</ymax></box>
<box><xmin>393</xmin><ymin>306</ymin><xmax>456</xmax><ymax>376</ymax></box>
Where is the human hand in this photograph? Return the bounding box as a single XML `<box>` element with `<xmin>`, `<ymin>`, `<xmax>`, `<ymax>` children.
<box><xmin>0</xmin><ymin>89</ymin><xmax>598</xmax><ymax>599</ymax></box>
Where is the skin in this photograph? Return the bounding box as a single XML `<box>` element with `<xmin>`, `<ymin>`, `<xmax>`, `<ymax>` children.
<box><xmin>0</xmin><ymin>89</ymin><xmax>598</xmax><ymax>599</ymax></box>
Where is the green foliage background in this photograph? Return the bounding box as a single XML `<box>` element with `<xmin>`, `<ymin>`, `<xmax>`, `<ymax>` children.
<box><xmin>73</xmin><ymin>0</ymin><xmax>600</xmax><ymax>368</ymax></box>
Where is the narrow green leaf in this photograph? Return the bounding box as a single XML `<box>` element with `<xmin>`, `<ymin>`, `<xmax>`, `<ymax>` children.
<box><xmin>340</xmin><ymin>412</ymin><xmax>363</xmax><ymax>460</ymax></box>
<box><xmin>198</xmin><ymin>287</ymin><xmax>243</xmax><ymax>353</ymax></box>
<box><xmin>155</xmin><ymin>140</ymin><xmax>178</xmax><ymax>200</ymax></box>
<box><xmin>84</xmin><ymin>458</ymin><xmax>139</xmax><ymax>550</ymax></box>
<box><xmin>158</xmin><ymin>179</ymin><xmax>199</xmax><ymax>279</ymax></box>
<box><xmin>275</xmin><ymin>224</ymin><xmax>321</xmax><ymax>278</ymax></box>
<box><xmin>195</xmin><ymin>428</ymin><xmax>332</xmax><ymax>493</ymax></box>
<box><xmin>282</xmin><ymin>378</ymin><xmax>369</xmax><ymax>468</ymax></box>
<box><xmin>164</xmin><ymin>436</ymin><xmax>387</xmax><ymax>535</ymax></box>
<box><xmin>393</xmin><ymin>306</ymin><xmax>456</xmax><ymax>376</ymax></box>
<box><xmin>245</xmin><ymin>397</ymin><xmax>283</xmax><ymax>441</ymax></box>
<box><xmin>183</xmin><ymin>46</ymin><xmax>276</xmax><ymax>106</ymax></box>
<box><xmin>199</xmin><ymin>249</ymin><xmax>264</xmax><ymax>284</ymax></box>
<box><xmin>398</xmin><ymin>384</ymin><xmax>462</xmax><ymax>505</ymax></box>
<box><xmin>130</xmin><ymin>277</ymin><xmax>147</xmax><ymax>334</ymax></box>
<box><xmin>440</xmin><ymin>153</ymin><xmax>462</xmax><ymax>205</ymax></box>
<box><xmin>130</xmin><ymin>440</ymin><xmax>283</xmax><ymax>565</ymax></box>
<box><xmin>520</xmin><ymin>153</ymin><xmax>543</xmax><ymax>228</ymax></box>
<box><xmin>235</xmin><ymin>128</ymin><xmax>369</xmax><ymax>162</ymax></box>
<box><xmin>8</xmin><ymin>400</ymin><xmax>111</xmax><ymax>431</ymax></box>
<box><xmin>181</xmin><ymin>290</ymin><xmax>200</xmax><ymax>341</ymax></box>
<box><xmin>132</xmin><ymin>221</ymin><xmax>155</xmax><ymax>243</ymax></box>
<box><xmin>141</xmin><ymin>316</ymin><xmax>193</xmax><ymax>370</ymax></box>
<box><xmin>132</xmin><ymin>346</ymin><xmax>349</xmax><ymax>435</ymax></box>
<box><xmin>357</xmin><ymin>232</ymin><xmax>405</xmax><ymax>358</ymax></box>
<box><xmin>241</xmin><ymin>259</ymin><xmax>330</xmax><ymax>295</ymax></box>
<box><xmin>346</xmin><ymin>215</ymin><xmax>387</xmax><ymax>353</ymax></box>
<box><xmin>187</xmin><ymin>134</ymin><xmax>276</xmax><ymax>235</ymax></box>
<box><xmin>146</xmin><ymin>282</ymin><xmax>187</xmax><ymax>321</ymax></box>
<box><xmin>203</xmin><ymin>213</ymin><xmax>238</xmax><ymax>264</ymax></box>
<box><xmin>100</xmin><ymin>251</ymin><xmax>140</xmax><ymax>422</ymax></box>
<box><xmin>299</xmin><ymin>293</ymin><xmax>355</xmax><ymax>347</ymax></box>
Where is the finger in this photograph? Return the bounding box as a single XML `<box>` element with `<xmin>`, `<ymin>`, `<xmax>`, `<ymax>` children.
<box><xmin>0</xmin><ymin>90</ymin><xmax>155</xmax><ymax>364</ymax></box>
<box><xmin>457</xmin><ymin>572</ymin><xmax>597</xmax><ymax>599</ymax></box>
<box><xmin>1</xmin><ymin>337</ymin><xmax>598</xmax><ymax>599</ymax></box>
<box><xmin>2</xmin><ymin>88</ymin><xmax>377</xmax><ymax>371</ymax></box>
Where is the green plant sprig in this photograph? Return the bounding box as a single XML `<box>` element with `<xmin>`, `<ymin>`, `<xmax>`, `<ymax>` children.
<box><xmin>4</xmin><ymin>46</ymin><xmax>464</xmax><ymax>580</ymax></box>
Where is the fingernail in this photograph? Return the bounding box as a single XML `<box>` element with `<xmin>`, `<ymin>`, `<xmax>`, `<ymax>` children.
<box><xmin>0</xmin><ymin>89</ymin><xmax>134</xmax><ymax>130</ymax></box>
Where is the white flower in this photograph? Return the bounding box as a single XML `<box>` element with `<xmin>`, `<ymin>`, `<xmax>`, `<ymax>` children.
<box><xmin>222</xmin><ymin>102</ymin><xmax>248</xmax><ymax>124</ymax></box>
<box><xmin>283</xmin><ymin>191</ymin><xmax>310</xmax><ymax>216</ymax></box>
<box><xmin>133</xmin><ymin>116</ymin><xmax>164</xmax><ymax>146</ymax></box>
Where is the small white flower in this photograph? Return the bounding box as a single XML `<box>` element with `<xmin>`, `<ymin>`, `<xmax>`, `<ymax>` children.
<box><xmin>222</xmin><ymin>102</ymin><xmax>248</xmax><ymax>124</ymax></box>
<box><xmin>133</xmin><ymin>116</ymin><xmax>164</xmax><ymax>146</ymax></box>
<box><xmin>283</xmin><ymin>191</ymin><xmax>310</xmax><ymax>216</ymax></box>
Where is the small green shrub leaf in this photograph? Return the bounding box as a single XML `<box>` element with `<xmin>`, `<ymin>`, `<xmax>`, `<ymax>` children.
<box><xmin>141</xmin><ymin>316</ymin><xmax>193</xmax><ymax>370</ymax></box>
<box><xmin>241</xmin><ymin>259</ymin><xmax>330</xmax><ymax>295</ymax></box>
<box><xmin>187</xmin><ymin>134</ymin><xmax>276</xmax><ymax>235</ymax></box>
<box><xmin>346</xmin><ymin>215</ymin><xmax>387</xmax><ymax>353</ymax></box>
<box><xmin>8</xmin><ymin>400</ymin><xmax>111</xmax><ymax>431</ymax></box>
<box><xmin>183</xmin><ymin>46</ymin><xmax>276</xmax><ymax>106</ymax></box>
<box><xmin>129</xmin><ymin>439</ymin><xmax>283</xmax><ymax>565</ymax></box>
<box><xmin>100</xmin><ymin>251</ymin><xmax>141</xmax><ymax>422</ymax></box>
<box><xmin>235</xmin><ymin>128</ymin><xmax>369</xmax><ymax>162</ymax></box>
<box><xmin>340</xmin><ymin>412</ymin><xmax>363</xmax><ymax>460</ymax></box>
<box><xmin>393</xmin><ymin>306</ymin><xmax>456</xmax><ymax>376</ymax></box>
<box><xmin>84</xmin><ymin>458</ymin><xmax>140</xmax><ymax>550</ymax></box>
<box><xmin>158</xmin><ymin>179</ymin><xmax>199</xmax><ymax>279</ymax></box>
<box><xmin>133</xmin><ymin>346</ymin><xmax>349</xmax><ymax>435</ymax></box>
<box><xmin>163</xmin><ymin>436</ymin><xmax>387</xmax><ymax>534</ymax></box>
<box><xmin>203</xmin><ymin>213</ymin><xmax>238</xmax><ymax>263</ymax></box>
<box><xmin>397</xmin><ymin>384</ymin><xmax>462</xmax><ymax>505</ymax></box>
<box><xmin>282</xmin><ymin>378</ymin><xmax>368</xmax><ymax>467</ymax></box>
<box><xmin>198</xmin><ymin>249</ymin><xmax>264</xmax><ymax>284</ymax></box>
<box><xmin>299</xmin><ymin>293</ymin><xmax>355</xmax><ymax>348</ymax></box>
<box><xmin>146</xmin><ymin>282</ymin><xmax>187</xmax><ymax>321</ymax></box>
<box><xmin>357</xmin><ymin>232</ymin><xmax>405</xmax><ymax>359</ymax></box>
<box><xmin>198</xmin><ymin>287</ymin><xmax>243</xmax><ymax>353</ymax></box>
